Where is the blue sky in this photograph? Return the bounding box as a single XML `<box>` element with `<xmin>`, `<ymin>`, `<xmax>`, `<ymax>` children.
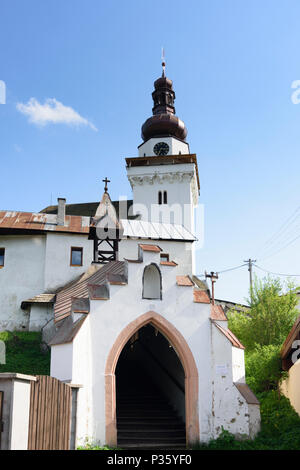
<box><xmin>1</xmin><ymin>0</ymin><xmax>300</xmax><ymax>303</ymax></box>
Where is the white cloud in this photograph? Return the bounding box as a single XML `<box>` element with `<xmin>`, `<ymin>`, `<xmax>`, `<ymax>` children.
<box><xmin>16</xmin><ymin>97</ymin><xmax>97</xmax><ymax>131</ymax></box>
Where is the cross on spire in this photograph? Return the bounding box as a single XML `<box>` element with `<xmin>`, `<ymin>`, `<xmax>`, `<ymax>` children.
<box><xmin>161</xmin><ymin>47</ymin><xmax>166</xmax><ymax>77</ymax></box>
<box><xmin>102</xmin><ymin>177</ymin><xmax>110</xmax><ymax>193</ymax></box>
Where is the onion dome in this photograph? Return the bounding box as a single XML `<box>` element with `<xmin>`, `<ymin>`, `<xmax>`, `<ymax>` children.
<box><xmin>141</xmin><ymin>64</ymin><xmax>187</xmax><ymax>142</ymax></box>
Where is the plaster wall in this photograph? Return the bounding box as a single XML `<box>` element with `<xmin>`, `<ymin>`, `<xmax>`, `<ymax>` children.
<box><xmin>281</xmin><ymin>359</ymin><xmax>300</xmax><ymax>416</ymax></box>
<box><xmin>0</xmin><ymin>235</ymin><xmax>46</xmax><ymax>330</ymax></box>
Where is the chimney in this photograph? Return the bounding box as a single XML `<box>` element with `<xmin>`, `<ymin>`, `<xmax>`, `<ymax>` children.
<box><xmin>57</xmin><ymin>198</ymin><xmax>66</xmax><ymax>226</ymax></box>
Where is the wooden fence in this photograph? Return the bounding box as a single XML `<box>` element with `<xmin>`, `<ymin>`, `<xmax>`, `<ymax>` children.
<box><xmin>28</xmin><ymin>375</ymin><xmax>72</xmax><ymax>450</ymax></box>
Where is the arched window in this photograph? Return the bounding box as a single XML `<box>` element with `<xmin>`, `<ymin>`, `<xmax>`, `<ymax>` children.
<box><xmin>163</xmin><ymin>191</ymin><xmax>167</xmax><ymax>204</ymax></box>
<box><xmin>158</xmin><ymin>191</ymin><xmax>162</xmax><ymax>205</ymax></box>
<box><xmin>142</xmin><ymin>263</ymin><xmax>162</xmax><ymax>300</ymax></box>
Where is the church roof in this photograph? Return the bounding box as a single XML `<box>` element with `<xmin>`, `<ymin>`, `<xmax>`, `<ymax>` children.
<box><xmin>40</xmin><ymin>199</ymin><xmax>136</xmax><ymax>219</ymax></box>
<box><xmin>54</xmin><ymin>261</ymin><xmax>126</xmax><ymax>323</ymax></box>
<box><xmin>0</xmin><ymin>210</ymin><xmax>195</xmax><ymax>241</ymax></box>
<box><xmin>0</xmin><ymin>211</ymin><xmax>90</xmax><ymax>235</ymax></box>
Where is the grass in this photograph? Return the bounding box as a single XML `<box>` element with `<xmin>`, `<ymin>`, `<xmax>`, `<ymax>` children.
<box><xmin>0</xmin><ymin>331</ymin><xmax>50</xmax><ymax>376</ymax></box>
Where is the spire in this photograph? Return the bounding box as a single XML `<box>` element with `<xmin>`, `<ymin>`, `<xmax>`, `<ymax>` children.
<box><xmin>161</xmin><ymin>47</ymin><xmax>166</xmax><ymax>78</ymax></box>
<box><xmin>141</xmin><ymin>60</ymin><xmax>187</xmax><ymax>142</ymax></box>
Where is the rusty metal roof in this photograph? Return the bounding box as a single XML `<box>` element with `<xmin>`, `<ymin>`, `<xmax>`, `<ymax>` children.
<box><xmin>54</xmin><ymin>261</ymin><xmax>126</xmax><ymax>323</ymax></box>
<box><xmin>0</xmin><ymin>211</ymin><xmax>90</xmax><ymax>234</ymax></box>
<box><xmin>234</xmin><ymin>383</ymin><xmax>260</xmax><ymax>405</ymax></box>
<box><xmin>213</xmin><ymin>322</ymin><xmax>245</xmax><ymax>349</ymax></box>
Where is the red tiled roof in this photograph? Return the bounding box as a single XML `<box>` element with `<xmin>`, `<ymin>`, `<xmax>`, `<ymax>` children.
<box><xmin>139</xmin><ymin>244</ymin><xmax>162</xmax><ymax>253</ymax></box>
<box><xmin>0</xmin><ymin>211</ymin><xmax>89</xmax><ymax>234</ymax></box>
<box><xmin>211</xmin><ymin>304</ymin><xmax>227</xmax><ymax>321</ymax></box>
<box><xmin>213</xmin><ymin>322</ymin><xmax>245</xmax><ymax>349</ymax></box>
<box><xmin>176</xmin><ymin>275</ymin><xmax>194</xmax><ymax>287</ymax></box>
<box><xmin>193</xmin><ymin>290</ymin><xmax>210</xmax><ymax>303</ymax></box>
<box><xmin>160</xmin><ymin>261</ymin><xmax>178</xmax><ymax>267</ymax></box>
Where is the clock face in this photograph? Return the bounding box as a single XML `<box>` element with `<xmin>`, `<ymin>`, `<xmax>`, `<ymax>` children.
<box><xmin>153</xmin><ymin>142</ymin><xmax>169</xmax><ymax>156</ymax></box>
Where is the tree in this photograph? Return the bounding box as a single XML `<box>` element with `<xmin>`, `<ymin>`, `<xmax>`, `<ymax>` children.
<box><xmin>228</xmin><ymin>276</ymin><xmax>299</xmax><ymax>351</ymax></box>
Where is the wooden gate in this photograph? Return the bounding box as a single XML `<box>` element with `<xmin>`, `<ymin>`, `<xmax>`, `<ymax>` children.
<box><xmin>28</xmin><ymin>375</ymin><xmax>72</xmax><ymax>450</ymax></box>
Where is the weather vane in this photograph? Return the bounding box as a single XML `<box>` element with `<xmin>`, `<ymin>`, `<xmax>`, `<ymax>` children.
<box><xmin>102</xmin><ymin>177</ymin><xmax>110</xmax><ymax>193</ymax></box>
<box><xmin>161</xmin><ymin>47</ymin><xmax>166</xmax><ymax>77</ymax></box>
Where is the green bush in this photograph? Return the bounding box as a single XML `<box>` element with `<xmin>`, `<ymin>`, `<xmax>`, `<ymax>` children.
<box><xmin>0</xmin><ymin>331</ymin><xmax>50</xmax><ymax>376</ymax></box>
<box><xmin>245</xmin><ymin>344</ymin><xmax>287</xmax><ymax>394</ymax></box>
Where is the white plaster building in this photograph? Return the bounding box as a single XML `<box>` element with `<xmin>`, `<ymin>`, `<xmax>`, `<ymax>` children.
<box><xmin>0</xmin><ymin>64</ymin><xmax>260</xmax><ymax>447</ymax></box>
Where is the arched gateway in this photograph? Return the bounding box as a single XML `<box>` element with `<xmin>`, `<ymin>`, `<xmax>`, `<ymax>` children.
<box><xmin>105</xmin><ymin>311</ymin><xmax>199</xmax><ymax>447</ymax></box>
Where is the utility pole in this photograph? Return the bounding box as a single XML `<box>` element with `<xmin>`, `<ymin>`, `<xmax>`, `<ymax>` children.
<box><xmin>244</xmin><ymin>258</ymin><xmax>256</xmax><ymax>293</ymax></box>
<box><xmin>205</xmin><ymin>271</ymin><xmax>219</xmax><ymax>304</ymax></box>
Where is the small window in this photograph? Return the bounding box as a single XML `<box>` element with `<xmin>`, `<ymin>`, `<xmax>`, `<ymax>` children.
<box><xmin>160</xmin><ymin>253</ymin><xmax>169</xmax><ymax>262</ymax></box>
<box><xmin>163</xmin><ymin>191</ymin><xmax>167</xmax><ymax>204</ymax></box>
<box><xmin>0</xmin><ymin>248</ymin><xmax>5</xmax><ymax>268</ymax></box>
<box><xmin>158</xmin><ymin>191</ymin><xmax>162</xmax><ymax>205</ymax></box>
<box><xmin>70</xmin><ymin>247</ymin><xmax>83</xmax><ymax>266</ymax></box>
<box><xmin>142</xmin><ymin>263</ymin><xmax>162</xmax><ymax>300</ymax></box>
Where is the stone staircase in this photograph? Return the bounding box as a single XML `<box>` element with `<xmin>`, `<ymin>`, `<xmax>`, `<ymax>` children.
<box><xmin>116</xmin><ymin>381</ymin><xmax>186</xmax><ymax>449</ymax></box>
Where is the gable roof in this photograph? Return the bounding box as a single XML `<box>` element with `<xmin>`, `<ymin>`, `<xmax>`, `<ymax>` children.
<box><xmin>40</xmin><ymin>199</ymin><xmax>135</xmax><ymax>219</ymax></box>
<box><xmin>281</xmin><ymin>315</ymin><xmax>300</xmax><ymax>360</ymax></box>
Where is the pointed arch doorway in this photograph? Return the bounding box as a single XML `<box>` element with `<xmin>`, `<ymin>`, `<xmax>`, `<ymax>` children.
<box><xmin>105</xmin><ymin>311</ymin><xmax>199</xmax><ymax>447</ymax></box>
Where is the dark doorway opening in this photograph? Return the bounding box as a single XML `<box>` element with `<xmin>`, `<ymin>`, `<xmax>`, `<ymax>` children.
<box><xmin>116</xmin><ymin>323</ymin><xmax>186</xmax><ymax>448</ymax></box>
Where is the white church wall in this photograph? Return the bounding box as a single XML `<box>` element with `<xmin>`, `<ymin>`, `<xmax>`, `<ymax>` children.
<box><xmin>44</xmin><ymin>232</ymin><xmax>93</xmax><ymax>291</ymax></box>
<box><xmin>119</xmin><ymin>239</ymin><xmax>194</xmax><ymax>275</ymax></box>
<box><xmin>211</xmin><ymin>325</ymin><xmax>251</xmax><ymax>439</ymax></box>
<box><xmin>0</xmin><ymin>235</ymin><xmax>46</xmax><ymax>330</ymax></box>
<box><xmin>232</xmin><ymin>346</ymin><xmax>246</xmax><ymax>383</ymax></box>
<box><xmin>50</xmin><ymin>343</ymin><xmax>73</xmax><ymax>382</ymax></box>
<box><xmin>127</xmin><ymin>162</ymin><xmax>197</xmax><ymax>233</ymax></box>
<box><xmin>64</xmin><ymin>255</ymin><xmax>214</xmax><ymax>445</ymax></box>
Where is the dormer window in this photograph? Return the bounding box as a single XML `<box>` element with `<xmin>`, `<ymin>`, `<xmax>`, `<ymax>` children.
<box><xmin>0</xmin><ymin>248</ymin><xmax>5</xmax><ymax>268</ymax></box>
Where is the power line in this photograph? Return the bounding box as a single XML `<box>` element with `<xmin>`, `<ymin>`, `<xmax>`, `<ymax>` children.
<box><xmin>259</xmin><ymin>232</ymin><xmax>300</xmax><ymax>261</ymax></box>
<box><xmin>255</xmin><ymin>206</ymin><xmax>300</xmax><ymax>258</ymax></box>
<box><xmin>254</xmin><ymin>264</ymin><xmax>300</xmax><ymax>278</ymax></box>
<box><xmin>196</xmin><ymin>263</ymin><xmax>247</xmax><ymax>278</ymax></box>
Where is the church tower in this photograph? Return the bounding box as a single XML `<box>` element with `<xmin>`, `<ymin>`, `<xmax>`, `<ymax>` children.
<box><xmin>126</xmin><ymin>61</ymin><xmax>200</xmax><ymax>234</ymax></box>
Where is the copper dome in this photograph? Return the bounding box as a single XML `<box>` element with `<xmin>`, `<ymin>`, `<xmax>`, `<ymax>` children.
<box><xmin>142</xmin><ymin>113</ymin><xmax>187</xmax><ymax>141</ymax></box>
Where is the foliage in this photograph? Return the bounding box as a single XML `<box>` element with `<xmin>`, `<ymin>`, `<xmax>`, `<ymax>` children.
<box><xmin>228</xmin><ymin>276</ymin><xmax>298</xmax><ymax>351</ymax></box>
<box><xmin>0</xmin><ymin>331</ymin><xmax>50</xmax><ymax>376</ymax></box>
<box><xmin>77</xmin><ymin>437</ymin><xmax>119</xmax><ymax>450</ymax></box>
<box><xmin>245</xmin><ymin>344</ymin><xmax>288</xmax><ymax>394</ymax></box>
<box><xmin>190</xmin><ymin>391</ymin><xmax>300</xmax><ymax>450</ymax></box>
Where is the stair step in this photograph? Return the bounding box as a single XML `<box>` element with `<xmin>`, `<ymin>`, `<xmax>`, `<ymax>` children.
<box><xmin>118</xmin><ymin>423</ymin><xmax>185</xmax><ymax>430</ymax></box>
<box><xmin>118</xmin><ymin>436</ymin><xmax>186</xmax><ymax>443</ymax></box>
